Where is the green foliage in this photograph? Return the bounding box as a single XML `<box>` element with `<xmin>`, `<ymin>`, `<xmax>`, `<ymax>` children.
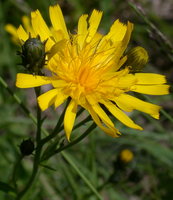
<box><xmin>0</xmin><ymin>182</ymin><xmax>15</xmax><ymax>193</ymax></box>
<box><xmin>0</xmin><ymin>0</ymin><xmax>173</xmax><ymax>200</ymax></box>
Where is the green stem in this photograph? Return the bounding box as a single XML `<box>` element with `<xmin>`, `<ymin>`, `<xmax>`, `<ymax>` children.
<box><xmin>52</xmin><ymin>99</ymin><xmax>70</xmax><ymax>134</ymax></box>
<box><xmin>41</xmin><ymin>99</ymin><xmax>70</xmax><ymax>145</ymax></box>
<box><xmin>41</xmin><ymin>104</ymin><xmax>85</xmax><ymax>145</ymax></box>
<box><xmin>16</xmin><ymin>144</ymin><xmax>42</xmax><ymax>199</ymax></box>
<box><xmin>16</xmin><ymin>88</ymin><xmax>42</xmax><ymax>200</ymax></box>
<box><xmin>62</xmin><ymin>151</ymin><xmax>103</xmax><ymax>200</ymax></box>
<box><xmin>35</xmin><ymin>88</ymin><xmax>42</xmax><ymax>143</ymax></box>
<box><xmin>12</xmin><ymin>155</ymin><xmax>24</xmax><ymax>190</ymax></box>
<box><xmin>76</xmin><ymin>106</ymin><xmax>85</xmax><ymax>117</ymax></box>
<box><xmin>160</xmin><ymin>109</ymin><xmax>173</xmax><ymax>123</ymax></box>
<box><xmin>55</xmin><ymin>122</ymin><xmax>96</xmax><ymax>153</ymax></box>
<box><xmin>74</xmin><ymin>115</ymin><xmax>92</xmax><ymax>130</ymax></box>
<box><xmin>41</xmin><ymin>122</ymin><xmax>97</xmax><ymax>161</ymax></box>
<box><xmin>58</xmin><ymin>114</ymin><xmax>92</xmax><ymax>134</ymax></box>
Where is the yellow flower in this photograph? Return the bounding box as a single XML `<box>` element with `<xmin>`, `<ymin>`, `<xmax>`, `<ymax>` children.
<box><xmin>15</xmin><ymin>5</ymin><xmax>169</xmax><ymax>140</ymax></box>
<box><xmin>119</xmin><ymin>149</ymin><xmax>134</xmax><ymax>163</ymax></box>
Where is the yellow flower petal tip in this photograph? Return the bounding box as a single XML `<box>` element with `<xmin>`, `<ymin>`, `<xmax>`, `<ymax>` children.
<box><xmin>64</xmin><ymin>100</ymin><xmax>77</xmax><ymax>141</ymax></box>
<box><xmin>136</xmin><ymin>126</ymin><xmax>143</xmax><ymax>131</ymax></box>
<box><xmin>9</xmin><ymin>5</ymin><xmax>170</xmax><ymax>140</ymax></box>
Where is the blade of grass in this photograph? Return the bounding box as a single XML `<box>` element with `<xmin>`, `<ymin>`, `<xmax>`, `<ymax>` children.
<box><xmin>61</xmin><ymin>151</ymin><xmax>103</xmax><ymax>200</ymax></box>
<box><xmin>128</xmin><ymin>0</ymin><xmax>173</xmax><ymax>61</ymax></box>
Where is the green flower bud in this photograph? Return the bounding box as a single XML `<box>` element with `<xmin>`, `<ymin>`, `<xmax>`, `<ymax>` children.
<box><xmin>20</xmin><ymin>139</ymin><xmax>35</xmax><ymax>156</ymax></box>
<box><xmin>18</xmin><ymin>35</ymin><xmax>47</xmax><ymax>75</ymax></box>
<box><xmin>125</xmin><ymin>46</ymin><xmax>149</xmax><ymax>73</ymax></box>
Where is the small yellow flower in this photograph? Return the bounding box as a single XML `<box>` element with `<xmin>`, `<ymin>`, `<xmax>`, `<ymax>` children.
<box><xmin>14</xmin><ymin>5</ymin><xmax>169</xmax><ymax>140</ymax></box>
<box><xmin>119</xmin><ymin>149</ymin><xmax>134</xmax><ymax>163</ymax></box>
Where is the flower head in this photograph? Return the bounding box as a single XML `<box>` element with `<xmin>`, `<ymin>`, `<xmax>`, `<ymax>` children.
<box><xmin>15</xmin><ymin>5</ymin><xmax>169</xmax><ymax>140</ymax></box>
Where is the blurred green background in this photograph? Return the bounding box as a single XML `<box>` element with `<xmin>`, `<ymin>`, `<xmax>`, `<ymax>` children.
<box><xmin>0</xmin><ymin>0</ymin><xmax>173</xmax><ymax>199</ymax></box>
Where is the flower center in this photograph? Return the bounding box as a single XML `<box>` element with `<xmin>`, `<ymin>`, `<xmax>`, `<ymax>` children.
<box><xmin>54</xmin><ymin>44</ymin><xmax>103</xmax><ymax>95</ymax></box>
<box><xmin>50</xmin><ymin>41</ymin><xmax>123</xmax><ymax>102</ymax></box>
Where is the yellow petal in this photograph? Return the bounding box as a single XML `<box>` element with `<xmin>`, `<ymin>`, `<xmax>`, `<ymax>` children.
<box><xmin>135</xmin><ymin>73</ymin><xmax>167</xmax><ymax>84</ymax></box>
<box><xmin>5</xmin><ymin>24</ymin><xmax>17</xmax><ymax>37</ymax></box>
<box><xmin>102</xmin><ymin>100</ymin><xmax>143</xmax><ymax>130</ymax></box>
<box><xmin>5</xmin><ymin>24</ymin><xmax>19</xmax><ymax>44</ymax></box>
<box><xmin>117</xmin><ymin>56</ymin><xmax>127</xmax><ymax>69</ymax></box>
<box><xmin>118</xmin><ymin>74</ymin><xmax>137</xmax><ymax>88</ymax></box>
<box><xmin>114</xmin><ymin>94</ymin><xmax>161</xmax><ymax>119</ymax></box>
<box><xmin>54</xmin><ymin>91</ymin><xmax>68</xmax><ymax>108</ymax></box>
<box><xmin>112</xmin><ymin>97</ymin><xmax>133</xmax><ymax>112</ymax></box>
<box><xmin>22</xmin><ymin>16</ymin><xmax>33</xmax><ymax>34</ymax></box>
<box><xmin>31</xmin><ymin>10</ymin><xmax>54</xmax><ymax>50</ymax></box>
<box><xmin>86</xmin><ymin>10</ymin><xmax>103</xmax><ymax>43</ymax></box>
<box><xmin>49</xmin><ymin>5</ymin><xmax>69</xmax><ymax>39</ymax></box>
<box><xmin>37</xmin><ymin>89</ymin><xmax>58</xmax><ymax>111</ymax></box>
<box><xmin>77</xmin><ymin>14</ymin><xmax>88</xmax><ymax>49</ymax></box>
<box><xmin>51</xmin><ymin>79</ymin><xmax>68</xmax><ymax>88</ymax></box>
<box><xmin>16</xmin><ymin>73</ymin><xmax>52</xmax><ymax>88</ymax></box>
<box><xmin>50</xmin><ymin>29</ymin><xmax>64</xmax><ymax>42</ymax></box>
<box><xmin>111</xmin><ymin>22</ymin><xmax>133</xmax><ymax>64</ymax></box>
<box><xmin>64</xmin><ymin>100</ymin><xmax>77</xmax><ymax>141</ymax></box>
<box><xmin>17</xmin><ymin>25</ymin><xmax>28</xmax><ymax>42</ymax></box>
<box><xmin>48</xmin><ymin>40</ymin><xmax>67</xmax><ymax>60</ymax></box>
<box><xmin>31</xmin><ymin>10</ymin><xmax>51</xmax><ymax>39</ymax></box>
<box><xmin>105</xmin><ymin>19</ymin><xmax>127</xmax><ymax>42</ymax></box>
<box><xmin>87</xmin><ymin>95</ymin><xmax>115</xmax><ymax>129</ymax></box>
<box><xmin>131</xmin><ymin>85</ymin><xmax>170</xmax><ymax>95</ymax></box>
<box><xmin>85</xmin><ymin>103</ymin><xmax>120</xmax><ymax>137</ymax></box>
<box><xmin>122</xmin><ymin>21</ymin><xmax>134</xmax><ymax>47</ymax></box>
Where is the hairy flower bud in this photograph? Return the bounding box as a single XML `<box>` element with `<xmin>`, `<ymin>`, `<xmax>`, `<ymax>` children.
<box><xmin>125</xmin><ymin>46</ymin><xmax>149</xmax><ymax>73</ymax></box>
<box><xmin>20</xmin><ymin>139</ymin><xmax>35</xmax><ymax>156</ymax></box>
<box><xmin>18</xmin><ymin>35</ymin><xmax>46</xmax><ymax>74</ymax></box>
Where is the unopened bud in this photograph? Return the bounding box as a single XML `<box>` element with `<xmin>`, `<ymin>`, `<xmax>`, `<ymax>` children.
<box><xmin>20</xmin><ymin>139</ymin><xmax>35</xmax><ymax>156</ymax></box>
<box><xmin>125</xmin><ymin>46</ymin><xmax>149</xmax><ymax>72</ymax></box>
<box><xmin>18</xmin><ymin>35</ymin><xmax>47</xmax><ymax>74</ymax></box>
